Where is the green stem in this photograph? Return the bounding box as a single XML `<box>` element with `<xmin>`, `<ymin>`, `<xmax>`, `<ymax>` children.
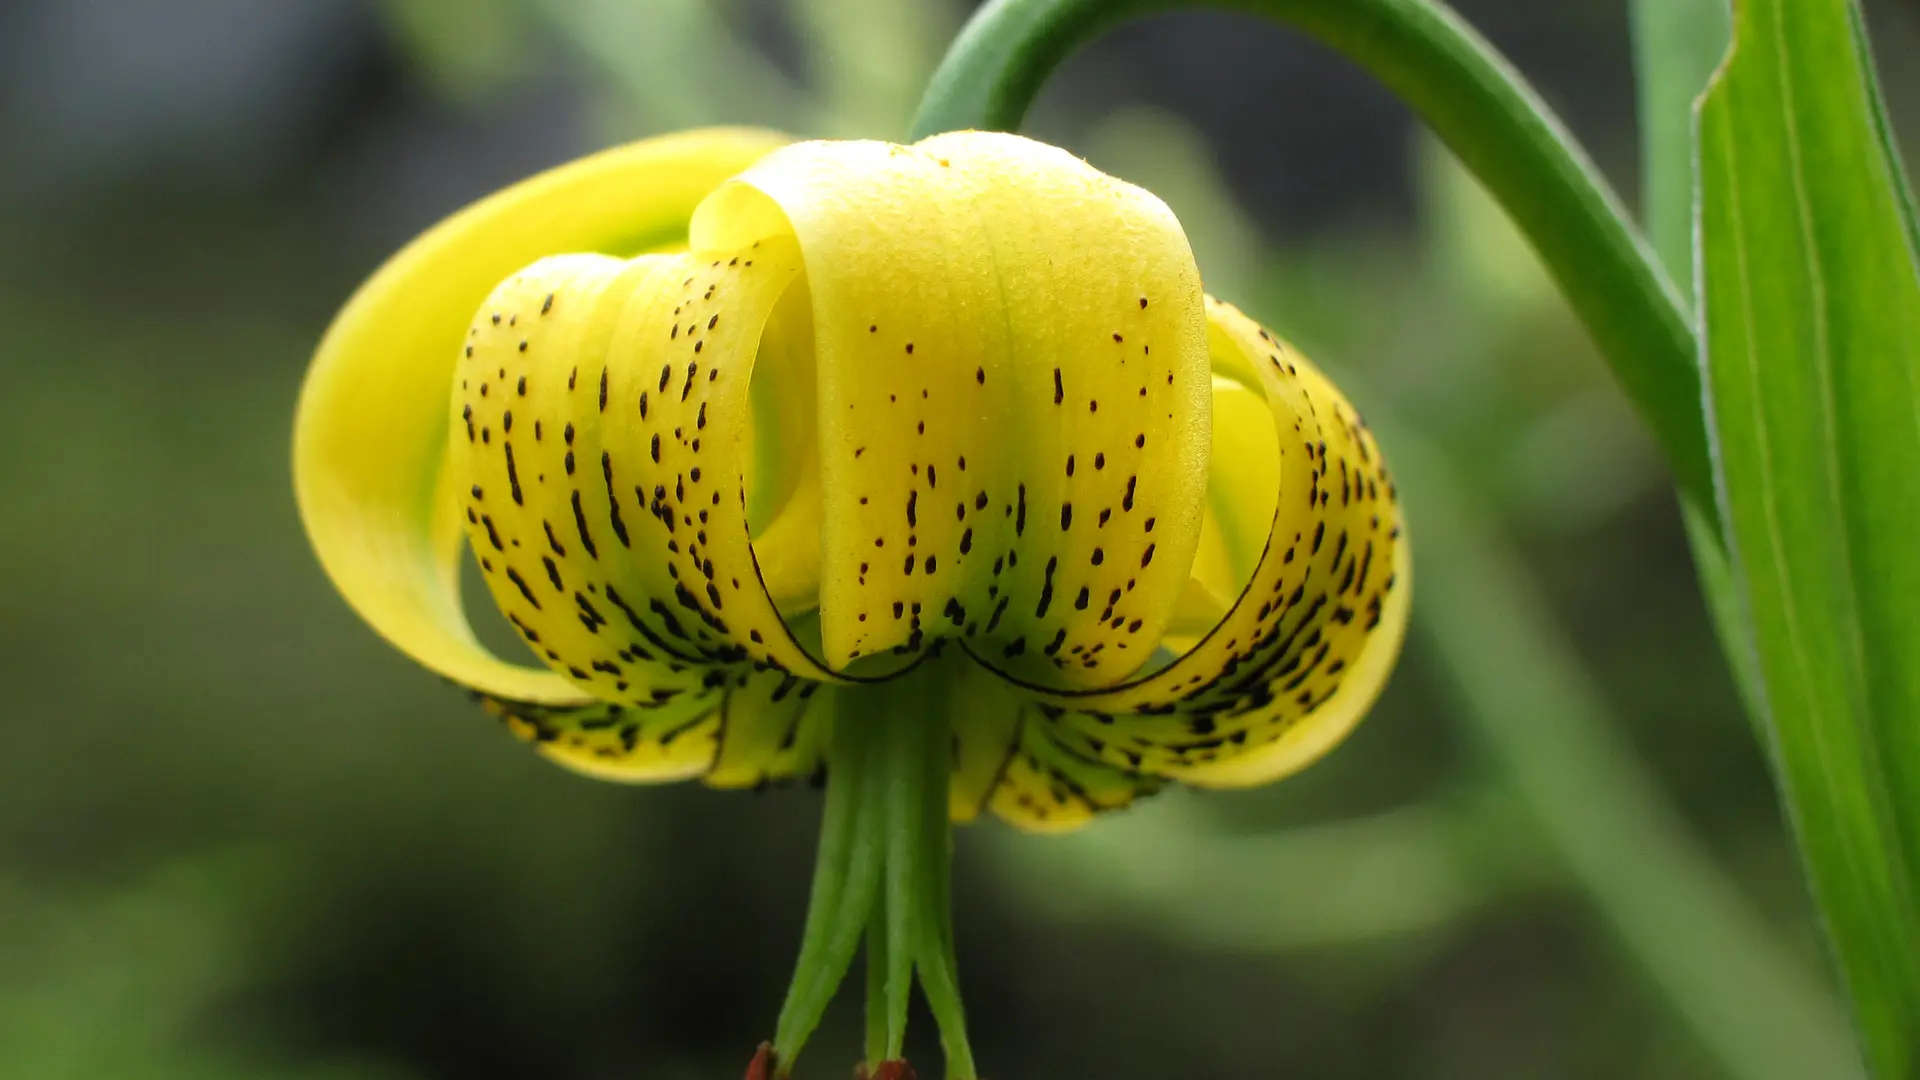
<box><xmin>1628</xmin><ymin>0</ymin><xmax>1770</xmax><ymax>729</ymax></box>
<box><xmin>1629</xmin><ymin>0</ymin><xmax>1730</xmax><ymax>290</ymax></box>
<box><xmin>772</xmin><ymin>660</ymin><xmax>977</xmax><ymax>1079</ymax></box>
<box><xmin>900</xmin><ymin>667</ymin><xmax>975</xmax><ymax>1080</ymax></box>
<box><xmin>876</xmin><ymin>654</ymin><xmax>978</xmax><ymax>1078</ymax></box>
<box><xmin>881</xmin><ymin>700</ymin><xmax>920</xmax><ymax>1060</ymax></box>
<box><xmin>773</xmin><ymin>686</ymin><xmax>889</xmax><ymax>1069</ymax></box>
<box><xmin>865</xmin><ymin>898</ymin><xmax>891</xmax><ymax>1066</ymax></box>
<box><xmin>910</xmin><ymin>0</ymin><xmax>1716</xmax><ymax>530</ymax></box>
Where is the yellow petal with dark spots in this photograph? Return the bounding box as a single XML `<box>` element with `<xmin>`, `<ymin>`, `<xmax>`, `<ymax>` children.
<box><xmin>299</xmin><ymin>125</ymin><xmax>1407</xmax><ymax>807</ymax></box>
<box><xmin>294</xmin><ymin>128</ymin><xmax>787</xmax><ymax>707</ymax></box>
<box><xmin>704</xmin><ymin>663</ymin><xmax>832</xmax><ymax>791</ymax></box>
<box><xmin>986</xmin><ymin>711</ymin><xmax>1162</xmax><ymax>832</ymax></box>
<box><xmin>1003</xmin><ymin>298</ymin><xmax>1408</xmax><ymax>806</ymax></box>
<box><xmin>481</xmin><ymin>686</ymin><xmax>720</xmax><ymax>783</ymax></box>
<box><xmin>452</xmin><ymin>230</ymin><xmax>850</xmax><ymax>704</ymax></box>
<box><xmin>479</xmin><ymin>642</ymin><xmax>829</xmax><ymax>789</ymax></box>
<box><xmin>691</xmin><ymin>132</ymin><xmax>1212</xmax><ymax>685</ymax></box>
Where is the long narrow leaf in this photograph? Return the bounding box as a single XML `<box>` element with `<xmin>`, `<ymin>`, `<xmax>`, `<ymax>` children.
<box><xmin>1696</xmin><ymin>0</ymin><xmax>1920</xmax><ymax>1072</ymax></box>
<box><xmin>1846</xmin><ymin>4</ymin><xmax>1920</xmax><ymax>256</ymax></box>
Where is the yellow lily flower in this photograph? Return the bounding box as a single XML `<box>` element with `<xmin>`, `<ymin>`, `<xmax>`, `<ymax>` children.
<box><xmin>294</xmin><ymin>125</ymin><xmax>1408</xmax><ymax>1076</ymax></box>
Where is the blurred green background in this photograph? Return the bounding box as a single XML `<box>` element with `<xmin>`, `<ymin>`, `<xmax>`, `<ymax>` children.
<box><xmin>3</xmin><ymin>1</ymin><xmax>1917</xmax><ymax>1077</ymax></box>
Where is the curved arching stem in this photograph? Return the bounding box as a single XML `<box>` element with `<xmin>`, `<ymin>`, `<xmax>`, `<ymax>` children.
<box><xmin>910</xmin><ymin>0</ymin><xmax>1718</xmax><ymax>535</ymax></box>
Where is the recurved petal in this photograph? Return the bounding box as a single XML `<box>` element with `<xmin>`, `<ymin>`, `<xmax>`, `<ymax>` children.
<box><xmin>456</xmin><ymin>233</ymin><xmax>844</xmax><ymax>767</ymax></box>
<box><xmin>944</xmin><ymin>661</ymin><xmax>1157</xmax><ymax>832</ymax></box>
<box><xmin>703</xmin><ymin>660</ymin><xmax>832</xmax><ymax>791</ymax></box>
<box><xmin>1020</xmin><ymin>299</ymin><xmax>1410</xmax><ymax>794</ymax></box>
<box><xmin>484</xmin><ymin>687</ymin><xmax>720</xmax><ymax>783</ymax></box>
<box><xmin>987</xmin><ymin>712</ymin><xmax>1164</xmax><ymax>831</ymax></box>
<box><xmin>477</xmin><ymin>628</ymin><xmax>829</xmax><ymax>789</ymax></box>
<box><xmin>294</xmin><ymin>128</ymin><xmax>787</xmax><ymax>708</ymax></box>
<box><xmin>689</xmin><ymin>131</ymin><xmax>1213</xmax><ymax>686</ymax></box>
<box><xmin>947</xmin><ymin>661</ymin><xmax>1028</xmax><ymax>823</ymax></box>
<box><xmin>1160</xmin><ymin>373</ymin><xmax>1282</xmax><ymax>652</ymax></box>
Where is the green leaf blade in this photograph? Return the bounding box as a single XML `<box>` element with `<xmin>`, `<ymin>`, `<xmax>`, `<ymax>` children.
<box><xmin>1697</xmin><ymin>0</ymin><xmax>1920</xmax><ymax>1071</ymax></box>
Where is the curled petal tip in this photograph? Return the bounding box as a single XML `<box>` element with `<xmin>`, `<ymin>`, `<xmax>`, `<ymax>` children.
<box><xmin>293</xmin><ymin>127</ymin><xmax>786</xmax><ymax>709</ymax></box>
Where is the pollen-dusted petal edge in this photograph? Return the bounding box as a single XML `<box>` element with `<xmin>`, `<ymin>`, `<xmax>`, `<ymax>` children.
<box><xmin>295</xmin><ymin>127</ymin><xmax>1410</xmax><ymax>829</ymax></box>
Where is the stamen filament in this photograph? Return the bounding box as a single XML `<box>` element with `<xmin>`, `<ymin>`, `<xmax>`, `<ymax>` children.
<box><xmin>772</xmin><ymin>684</ymin><xmax>887</xmax><ymax>1069</ymax></box>
<box><xmin>865</xmin><ymin>908</ymin><xmax>892</xmax><ymax>1066</ymax></box>
<box><xmin>770</xmin><ymin>658</ymin><xmax>977</xmax><ymax>1079</ymax></box>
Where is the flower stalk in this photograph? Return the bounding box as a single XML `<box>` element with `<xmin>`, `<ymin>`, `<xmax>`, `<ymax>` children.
<box><xmin>771</xmin><ymin>654</ymin><xmax>974</xmax><ymax>1079</ymax></box>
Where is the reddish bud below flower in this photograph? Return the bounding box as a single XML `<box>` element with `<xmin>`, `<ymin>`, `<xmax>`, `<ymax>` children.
<box><xmin>857</xmin><ymin>1062</ymin><xmax>917</xmax><ymax>1080</ymax></box>
<box><xmin>743</xmin><ymin>1043</ymin><xmax>776</xmax><ymax>1080</ymax></box>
